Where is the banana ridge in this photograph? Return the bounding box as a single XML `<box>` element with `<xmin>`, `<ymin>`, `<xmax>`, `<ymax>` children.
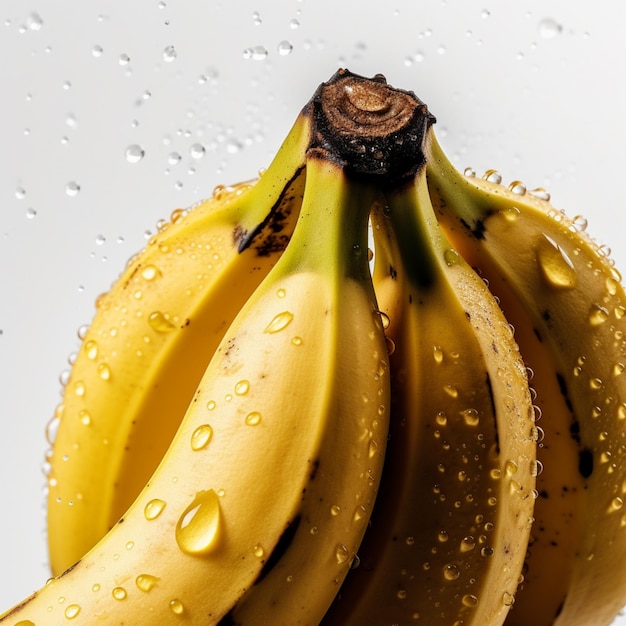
<box><xmin>426</xmin><ymin>131</ymin><xmax>626</xmax><ymax>625</ymax></box>
<box><xmin>323</xmin><ymin>168</ymin><xmax>536</xmax><ymax>626</ymax></box>
<box><xmin>46</xmin><ymin>114</ymin><xmax>310</xmax><ymax>575</ymax></box>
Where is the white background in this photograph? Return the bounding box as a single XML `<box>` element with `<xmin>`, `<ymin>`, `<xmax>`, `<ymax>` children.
<box><xmin>1</xmin><ymin>0</ymin><xmax>626</xmax><ymax>620</ymax></box>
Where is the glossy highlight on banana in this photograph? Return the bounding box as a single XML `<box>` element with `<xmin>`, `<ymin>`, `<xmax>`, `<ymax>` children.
<box><xmin>2</xmin><ymin>69</ymin><xmax>626</xmax><ymax>625</ymax></box>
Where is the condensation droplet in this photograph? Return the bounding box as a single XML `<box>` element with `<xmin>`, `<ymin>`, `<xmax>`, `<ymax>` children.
<box><xmin>136</xmin><ymin>574</ymin><xmax>159</xmax><ymax>592</ymax></box>
<box><xmin>503</xmin><ymin>591</ymin><xmax>515</xmax><ymax>607</ymax></box>
<box><xmin>444</xmin><ymin>248</ymin><xmax>461</xmax><ymax>266</ymax></box>
<box><xmin>588</xmin><ymin>303</ymin><xmax>610</xmax><ymax>327</ymax></box>
<box><xmin>84</xmin><ymin>339</ymin><xmax>98</xmax><ymax>360</ymax></box>
<box><xmin>65</xmin><ymin>181</ymin><xmax>81</xmax><ymax>197</ymax></box>
<box><xmin>353</xmin><ymin>505</ymin><xmax>367</xmax><ymax>522</ymax></box>
<box><xmin>191</xmin><ymin>424</ymin><xmax>213</xmax><ymax>451</ymax></box>
<box><xmin>190</xmin><ymin>143</ymin><xmax>206</xmax><ymax>159</ymax></box>
<box><xmin>536</xmin><ymin>235</ymin><xmax>577</xmax><ymax>289</ymax></box>
<box><xmin>608</xmin><ymin>497</ymin><xmax>624</xmax><ymax>513</ymax></box>
<box><xmin>253</xmin><ymin>543</ymin><xmax>265</xmax><ymax>558</ymax></box>
<box><xmin>144</xmin><ymin>498</ymin><xmax>166</xmax><ymax>520</ymax></box>
<box><xmin>27</xmin><ymin>12</ymin><xmax>44</xmax><ymax>30</ymax></box>
<box><xmin>443</xmin><ymin>563</ymin><xmax>460</xmax><ymax>581</ymax></box>
<box><xmin>538</xmin><ymin>17</ymin><xmax>563</xmax><ymax>39</ymax></box>
<box><xmin>125</xmin><ymin>144</ymin><xmax>145</xmax><ymax>163</ymax></box>
<box><xmin>169</xmin><ymin>599</ymin><xmax>185</xmax><ymax>615</ymax></box>
<box><xmin>176</xmin><ymin>489</ymin><xmax>221</xmax><ymax>555</ymax></box>
<box><xmin>462</xmin><ymin>594</ymin><xmax>479</xmax><ymax>608</ymax></box>
<box><xmin>112</xmin><ymin>587</ymin><xmax>127</xmax><ymax>601</ymax></box>
<box><xmin>64</xmin><ymin>604</ymin><xmax>81</xmax><ymax>619</ymax></box>
<box><xmin>264</xmin><ymin>311</ymin><xmax>293</xmax><ymax>333</ymax></box>
<box><xmin>235</xmin><ymin>380</ymin><xmax>250</xmax><ymax>395</ymax></box>
<box><xmin>141</xmin><ymin>265</ymin><xmax>162</xmax><ymax>281</ymax></box>
<box><xmin>433</xmin><ymin>345</ymin><xmax>444</xmax><ymax>364</ymax></box>
<box><xmin>98</xmin><ymin>362</ymin><xmax>111</xmax><ymax>381</ymax></box>
<box><xmin>462</xmin><ymin>408</ymin><xmax>480</xmax><ymax>427</ymax></box>
<box><xmin>335</xmin><ymin>544</ymin><xmax>350</xmax><ymax>564</ymax></box>
<box><xmin>148</xmin><ymin>311</ymin><xmax>177</xmax><ymax>333</ymax></box>
<box><xmin>277</xmin><ymin>40</ymin><xmax>293</xmax><ymax>55</ymax></box>
<box><xmin>79</xmin><ymin>410</ymin><xmax>92</xmax><ymax>426</ymax></box>
<box><xmin>163</xmin><ymin>45</ymin><xmax>177</xmax><ymax>62</ymax></box>
<box><xmin>245</xmin><ymin>411</ymin><xmax>262</xmax><ymax>426</ymax></box>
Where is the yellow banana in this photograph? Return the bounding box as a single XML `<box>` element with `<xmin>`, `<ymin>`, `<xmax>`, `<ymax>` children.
<box><xmin>46</xmin><ymin>114</ymin><xmax>309</xmax><ymax>575</ymax></box>
<box><xmin>426</xmin><ymin>133</ymin><xmax>626</xmax><ymax>625</ymax></box>
<box><xmin>323</xmin><ymin>163</ymin><xmax>536</xmax><ymax>625</ymax></box>
<box><xmin>1</xmin><ymin>70</ymin><xmax>393</xmax><ymax>625</ymax></box>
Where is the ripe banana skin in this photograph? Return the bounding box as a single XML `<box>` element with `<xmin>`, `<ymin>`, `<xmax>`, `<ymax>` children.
<box><xmin>3</xmin><ymin>68</ymin><xmax>626</xmax><ymax>626</ymax></box>
<box><xmin>1</xmin><ymin>141</ymin><xmax>390</xmax><ymax>623</ymax></box>
<box><xmin>323</xmin><ymin>166</ymin><xmax>536</xmax><ymax>625</ymax></box>
<box><xmin>46</xmin><ymin>114</ymin><xmax>310</xmax><ymax>576</ymax></box>
<box><xmin>426</xmin><ymin>133</ymin><xmax>626</xmax><ymax>626</ymax></box>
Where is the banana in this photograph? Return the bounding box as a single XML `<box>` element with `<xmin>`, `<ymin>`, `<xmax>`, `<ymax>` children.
<box><xmin>323</xmin><ymin>161</ymin><xmax>536</xmax><ymax>625</ymax></box>
<box><xmin>1</xmin><ymin>69</ymin><xmax>393</xmax><ymax>625</ymax></box>
<box><xmin>426</xmin><ymin>132</ymin><xmax>626</xmax><ymax>625</ymax></box>
<box><xmin>46</xmin><ymin>113</ymin><xmax>309</xmax><ymax>575</ymax></box>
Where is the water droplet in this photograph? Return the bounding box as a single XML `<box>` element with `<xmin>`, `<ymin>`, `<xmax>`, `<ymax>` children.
<box><xmin>443</xmin><ymin>385</ymin><xmax>458</xmax><ymax>398</ymax></box>
<box><xmin>235</xmin><ymin>380</ymin><xmax>250</xmax><ymax>395</ymax></box>
<box><xmin>335</xmin><ymin>544</ymin><xmax>350</xmax><ymax>564</ymax></box>
<box><xmin>245</xmin><ymin>411</ymin><xmax>262</xmax><ymax>426</ymax></box>
<box><xmin>264</xmin><ymin>311</ymin><xmax>293</xmax><ymax>333</ymax></box>
<box><xmin>191</xmin><ymin>424</ymin><xmax>213</xmax><ymax>451</ymax></box>
<box><xmin>536</xmin><ymin>235</ymin><xmax>577</xmax><ymax>289</ymax></box>
<box><xmin>84</xmin><ymin>339</ymin><xmax>98</xmax><ymax>360</ymax></box>
<box><xmin>118</xmin><ymin>53</ymin><xmax>131</xmax><ymax>65</ymax></box>
<box><xmin>176</xmin><ymin>489</ymin><xmax>221</xmax><ymax>555</ymax></box>
<box><xmin>243</xmin><ymin>45</ymin><xmax>269</xmax><ymax>61</ymax></box>
<box><xmin>144</xmin><ymin>498</ymin><xmax>166</xmax><ymax>520</ymax></box>
<box><xmin>462</xmin><ymin>408</ymin><xmax>480</xmax><ymax>427</ymax></box>
<box><xmin>98</xmin><ymin>363</ymin><xmax>111</xmax><ymax>381</ymax></box>
<box><xmin>190</xmin><ymin>143</ymin><xmax>205</xmax><ymax>159</ymax></box>
<box><xmin>462</xmin><ymin>594</ymin><xmax>479</xmax><ymax>608</ymax></box>
<box><xmin>65</xmin><ymin>181</ymin><xmax>81</xmax><ymax>197</ymax></box>
<box><xmin>483</xmin><ymin>169</ymin><xmax>502</xmax><ymax>184</ymax></box>
<box><xmin>460</xmin><ymin>536</ymin><xmax>476</xmax><ymax>552</ymax></box>
<box><xmin>588</xmin><ymin>303</ymin><xmax>609</xmax><ymax>327</ymax></box>
<box><xmin>141</xmin><ymin>265</ymin><xmax>162</xmax><ymax>281</ymax></box>
<box><xmin>27</xmin><ymin>12</ymin><xmax>44</xmax><ymax>30</ymax></box>
<box><xmin>608</xmin><ymin>497</ymin><xmax>624</xmax><ymax>513</ymax></box>
<box><xmin>443</xmin><ymin>248</ymin><xmax>461</xmax><ymax>266</ymax></box>
<box><xmin>538</xmin><ymin>17</ymin><xmax>562</xmax><ymax>39</ymax></box>
<box><xmin>79</xmin><ymin>410</ymin><xmax>92</xmax><ymax>426</ymax></box>
<box><xmin>529</xmin><ymin>187</ymin><xmax>551</xmax><ymax>201</ymax></box>
<box><xmin>443</xmin><ymin>563</ymin><xmax>460</xmax><ymax>580</ymax></box>
<box><xmin>74</xmin><ymin>380</ymin><xmax>86</xmax><ymax>397</ymax></box>
<box><xmin>277</xmin><ymin>40</ymin><xmax>293</xmax><ymax>56</ymax></box>
<box><xmin>433</xmin><ymin>345</ymin><xmax>444</xmax><ymax>364</ymax></box>
<box><xmin>148</xmin><ymin>311</ymin><xmax>177</xmax><ymax>333</ymax></box>
<box><xmin>64</xmin><ymin>604</ymin><xmax>81</xmax><ymax>619</ymax></box>
<box><xmin>253</xmin><ymin>543</ymin><xmax>265</xmax><ymax>558</ymax></box>
<box><xmin>136</xmin><ymin>574</ymin><xmax>159</xmax><ymax>592</ymax></box>
<box><xmin>289</xmin><ymin>18</ymin><xmax>300</xmax><ymax>29</ymax></box>
<box><xmin>353</xmin><ymin>505</ymin><xmax>367</xmax><ymax>522</ymax></box>
<box><xmin>112</xmin><ymin>587</ymin><xmax>127</xmax><ymax>601</ymax></box>
<box><xmin>503</xmin><ymin>591</ymin><xmax>515</xmax><ymax>607</ymax></box>
<box><xmin>499</xmin><ymin>206</ymin><xmax>521</xmax><ymax>222</ymax></box>
<box><xmin>163</xmin><ymin>45</ymin><xmax>177</xmax><ymax>62</ymax></box>
<box><xmin>508</xmin><ymin>180</ymin><xmax>527</xmax><ymax>195</ymax></box>
<box><xmin>438</xmin><ymin>530</ymin><xmax>449</xmax><ymax>543</ymax></box>
<box><xmin>168</xmin><ymin>152</ymin><xmax>182</xmax><ymax>165</ymax></box>
<box><xmin>125</xmin><ymin>144</ymin><xmax>145</xmax><ymax>163</ymax></box>
<box><xmin>169</xmin><ymin>599</ymin><xmax>185</xmax><ymax>615</ymax></box>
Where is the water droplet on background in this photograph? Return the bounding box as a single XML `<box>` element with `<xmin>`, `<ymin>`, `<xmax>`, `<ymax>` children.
<box><xmin>264</xmin><ymin>311</ymin><xmax>294</xmax><ymax>334</ymax></box>
<box><xmin>191</xmin><ymin>424</ymin><xmax>213</xmax><ymax>451</ymax></box>
<box><xmin>144</xmin><ymin>498</ymin><xmax>166</xmax><ymax>520</ymax></box>
<box><xmin>125</xmin><ymin>144</ymin><xmax>145</xmax><ymax>163</ymax></box>
<box><xmin>277</xmin><ymin>40</ymin><xmax>293</xmax><ymax>56</ymax></box>
<box><xmin>538</xmin><ymin>17</ymin><xmax>563</xmax><ymax>39</ymax></box>
<box><xmin>65</xmin><ymin>181</ymin><xmax>81</xmax><ymax>197</ymax></box>
<box><xmin>163</xmin><ymin>45</ymin><xmax>177</xmax><ymax>62</ymax></box>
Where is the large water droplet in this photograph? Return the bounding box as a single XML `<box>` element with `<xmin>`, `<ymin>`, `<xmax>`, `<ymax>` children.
<box><xmin>169</xmin><ymin>599</ymin><xmax>185</xmax><ymax>615</ymax></box>
<box><xmin>112</xmin><ymin>587</ymin><xmax>127</xmax><ymax>601</ymax></box>
<box><xmin>64</xmin><ymin>604</ymin><xmax>81</xmax><ymax>619</ymax></box>
<box><xmin>536</xmin><ymin>235</ymin><xmax>577</xmax><ymax>289</ymax></box>
<box><xmin>335</xmin><ymin>544</ymin><xmax>350</xmax><ymax>564</ymax></box>
<box><xmin>443</xmin><ymin>563</ymin><xmax>460</xmax><ymax>581</ymax></box>
<box><xmin>176</xmin><ymin>490</ymin><xmax>221</xmax><ymax>555</ymax></box>
<box><xmin>277</xmin><ymin>40</ymin><xmax>293</xmax><ymax>56</ymax></box>
<box><xmin>245</xmin><ymin>411</ymin><xmax>262</xmax><ymax>426</ymax></box>
<box><xmin>264</xmin><ymin>311</ymin><xmax>294</xmax><ymax>334</ymax></box>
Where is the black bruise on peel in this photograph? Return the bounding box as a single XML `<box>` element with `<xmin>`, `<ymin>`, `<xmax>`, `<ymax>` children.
<box><xmin>556</xmin><ymin>372</ymin><xmax>594</xmax><ymax>479</ymax></box>
<box><xmin>235</xmin><ymin>165</ymin><xmax>306</xmax><ymax>255</ymax></box>
<box><xmin>485</xmin><ymin>372</ymin><xmax>500</xmax><ymax>454</ymax></box>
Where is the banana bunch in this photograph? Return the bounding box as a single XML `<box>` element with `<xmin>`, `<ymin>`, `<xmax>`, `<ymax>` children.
<box><xmin>2</xmin><ymin>69</ymin><xmax>626</xmax><ymax>625</ymax></box>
